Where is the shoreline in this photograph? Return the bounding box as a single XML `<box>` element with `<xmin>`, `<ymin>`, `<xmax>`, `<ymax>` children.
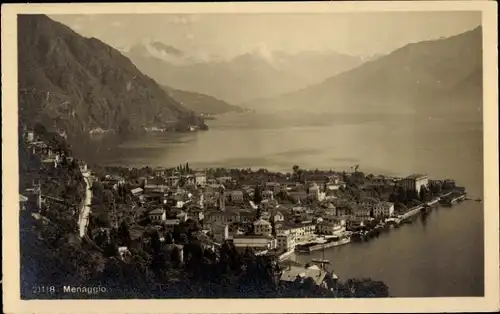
<box><xmin>18</xmin><ymin>128</ymin><xmax>477</xmax><ymax>299</ymax></box>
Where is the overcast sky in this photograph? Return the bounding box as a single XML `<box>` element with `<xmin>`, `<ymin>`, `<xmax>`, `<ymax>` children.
<box><xmin>50</xmin><ymin>11</ymin><xmax>481</xmax><ymax>58</ymax></box>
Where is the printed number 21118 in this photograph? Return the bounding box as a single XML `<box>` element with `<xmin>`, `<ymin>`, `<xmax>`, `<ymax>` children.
<box><xmin>32</xmin><ymin>286</ymin><xmax>56</xmax><ymax>294</ymax></box>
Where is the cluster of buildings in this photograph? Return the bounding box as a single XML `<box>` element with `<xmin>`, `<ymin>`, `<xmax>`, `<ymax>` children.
<box><xmin>108</xmin><ymin>168</ymin><xmax>425</xmax><ymax>257</ymax></box>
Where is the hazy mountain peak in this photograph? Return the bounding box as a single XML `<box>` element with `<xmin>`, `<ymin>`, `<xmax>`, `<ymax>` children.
<box><xmin>128</xmin><ymin>39</ymin><xmax>226</xmax><ymax>65</ymax></box>
<box><xmin>245</xmin><ymin>26</ymin><xmax>482</xmax><ymax>116</ymax></box>
<box><xmin>149</xmin><ymin>41</ymin><xmax>184</xmax><ymax>57</ymax></box>
<box><xmin>250</xmin><ymin>43</ymin><xmax>277</xmax><ymax>64</ymax></box>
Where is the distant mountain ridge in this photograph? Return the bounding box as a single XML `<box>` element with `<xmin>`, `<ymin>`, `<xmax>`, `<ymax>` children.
<box><xmin>125</xmin><ymin>43</ymin><xmax>364</xmax><ymax>104</ymax></box>
<box><xmin>245</xmin><ymin>26</ymin><xmax>483</xmax><ymax>117</ymax></box>
<box><xmin>162</xmin><ymin>86</ymin><xmax>244</xmax><ymax>115</ymax></box>
<box><xmin>18</xmin><ymin>15</ymin><xmax>207</xmax><ymax>143</ymax></box>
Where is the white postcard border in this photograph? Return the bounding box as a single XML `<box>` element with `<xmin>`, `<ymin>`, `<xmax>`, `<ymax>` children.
<box><xmin>2</xmin><ymin>2</ymin><xmax>498</xmax><ymax>313</ymax></box>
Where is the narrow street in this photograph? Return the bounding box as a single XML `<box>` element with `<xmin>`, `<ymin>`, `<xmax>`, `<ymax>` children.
<box><xmin>78</xmin><ymin>172</ymin><xmax>92</xmax><ymax>238</ymax></box>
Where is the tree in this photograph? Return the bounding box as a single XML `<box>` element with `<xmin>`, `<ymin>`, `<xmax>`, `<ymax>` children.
<box><xmin>396</xmin><ymin>187</ymin><xmax>407</xmax><ymax>204</ymax></box>
<box><xmin>389</xmin><ymin>192</ymin><xmax>398</xmax><ymax>203</ymax></box>
<box><xmin>342</xmin><ymin>278</ymin><xmax>389</xmax><ymax>297</ymax></box>
<box><xmin>118</xmin><ymin>118</ymin><xmax>131</xmax><ymax>135</ymax></box>
<box><xmin>430</xmin><ymin>181</ymin><xmax>442</xmax><ymax>195</ymax></box>
<box><xmin>149</xmin><ymin>230</ymin><xmax>162</xmax><ymax>255</ymax></box>
<box><xmin>270</xmin><ymin>219</ymin><xmax>276</xmax><ymax>236</ymax></box>
<box><xmin>184</xmin><ymin>219</ymin><xmax>201</xmax><ymax>234</ymax></box>
<box><xmin>253</xmin><ymin>185</ymin><xmax>263</xmax><ymax>204</ymax></box>
<box><xmin>292</xmin><ymin>165</ymin><xmax>301</xmax><ymax>182</ymax></box>
<box><xmin>419</xmin><ymin>186</ymin><xmax>430</xmax><ymax>202</ymax></box>
<box><xmin>117</xmin><ymin>221</ymin><xmax>131</xmax><ymax>247</ymax></box>
<box><xmin>177</xmin><ymin>176</ymin><xmax>186</xmax><ymax>187</ymax></box>
<box><xmin>407</xmin><ymin>189</ymin><xmax>419</xmax><ymax>202</ymax></box>
<box><xmin>165</xmin><ymin>232</ymin><xmax>174</xmax><ymax>244</ymax></box>
<box><xmin>34</xmin><ymin>123</ymin><xmax>48</xmax><ymax>136</ymax></box>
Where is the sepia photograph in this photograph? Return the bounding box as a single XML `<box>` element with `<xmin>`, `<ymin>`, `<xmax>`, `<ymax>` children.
<box><xmin>2</xmin><ymin>2</ymin><xmax>499</xmax><ymax>313</ymax></box>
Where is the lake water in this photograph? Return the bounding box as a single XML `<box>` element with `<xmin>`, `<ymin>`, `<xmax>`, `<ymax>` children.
<box><xmin>88</xmin><ymin>111</ymin><xmax>484</xmax><ymax>297</ymax></box>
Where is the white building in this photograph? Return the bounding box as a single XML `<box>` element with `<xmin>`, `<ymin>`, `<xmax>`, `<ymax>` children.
<box><xmin>277</xmin><ymin>223</ymin><xmax>316</xmax><ymax>243</ymax></box>
<box><xmin>277</xmin><ymin>233</ymin><xmax>296</xmax><ymax>252</ymax></box>
<box><xmin>253</xmin><ymin>218</ymin><xmax>272</xmax><ymax>236</ymax></box>
<box><xmin>399</xmin><ymin>174</ymin><xmax>429</xmax><ymax>193</ymax></box>
<box><xmin>307</xmin><ymin>183</ymin><xmax>321</xmax><ymax>200</ymax></box>
<box><xmin>164</xmin><ymin>219</ymin><xmax>181</xmax><ymax>232</ymax></box>
<box><xmin>211</xmin><ymin>224</ymin><xmax>230</xmax><ymax>243</ymax></box>
<box><xmin>26</xmin><ymin>131</ymin><xmax>35</xmax><ymax>143</ymax></box>
<box><xmin>148</xmin><ymin>208</ymin><xmax>166</xmax><ymax>222</ymax></box>
<box><xmin>195</xmin><ymin>172</ymin><xmax>207</xmax><ymax>186</ymax></box>
<box><xmin>144</xmin><ymin>178</ymin><xmax>169</xmax><ymax>193</ymax></box>
<box><xmin>230</xmin><ymin>190</ymin><xmax>244</xmax><ymax>203</ymax></box>
<box><xmin>271</xmin><ymin>211</ymin><xmax>285</xmax><ymax>223</ymax></box>
<box><xmin>154</xmin><ymin>167</ymin><xmax>167</xmax><ymax>178</ymax></box>
<box><xmin>358</xmin><ymin>197</ymin><xmax>379</xmax><ymax>217</ymax></box>
<box><xmin>265</xmin><ymin>182</ymin><xmax>281</xmax><ymax>194</ymax></box>
<box><xmin>204</xmin><ymin>184</ymin><xmax>224</xmax><ymax>199</ymax></box>
<box><xmin>262</xmin><ymin>190</ymin><xmax>274</xmax><ymax>201</ymax></box>
<box><xmin>204</xmin><ymin>211</ymin><xmax>240</xmax><ymax>225</ymax></box>
<box><xmin>216</xmin><ymin>176</ymin><xmax>232</xmax><ymax>184</ymax></box>
<box><xmin>374</xmin><ymin>201</ymin><xmax>395</xmax><ymax>218</ymax></box>
<box><xmin>166</xmin><ymin>176</ymin><xmax>180</xmax><ymax>187</ymax></box>
<box><xmin>232</xmin><ymin>235</ymin><xmax>277</xmax><ymax>251</ymax></box>
<box><xmin>316</xmin><ymin>222</ymin><xmax>346</xmax><ymax>235</ymax></box>
<box><xmin>353</xmin><ymin>206</ymin><xmax>371</xmax><ymax>219</ymax></box>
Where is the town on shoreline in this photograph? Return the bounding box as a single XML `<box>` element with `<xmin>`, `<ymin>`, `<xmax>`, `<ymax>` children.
<box><xmin>18</xmin><ymin>127</ymin><xmax>469</xmax><ymax>298</ymax></box>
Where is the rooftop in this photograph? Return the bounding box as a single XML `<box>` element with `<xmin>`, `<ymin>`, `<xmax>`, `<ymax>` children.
<box><xmin>149</xmin><ymin>208</ymin><xmax>165</xmax><ymax>215</ymax></box>
<box><xmin>145</xmin><ymin>178</ymin><xmax>167</xmax><ymax>185</ymax></box>
<box><xmin>361</xmin><ymin>197</ymin><xmax>379</xmax><ymax>204</ymax></box>
<box><xmin>407</xmin><ymin>174</ymin><xmax>428</xmax><ymax>179</ymax></box>
<box><xmin>254</xmin><ymin>218</ymin><xmax>271</xmax><ymax>226</ymax></box>
<box><xmin>233</xmin><ymin>234</ymin><xmax>274</xmax><ymax>239</ymax></box>
<box><xmin>280</xmin><ymin>222</ymin><xmax>315</xmax><ymax>230</ymax></box>
<box><xmin>206</xmin><ymin>211</ymin><xmax>240</xmax><ymax>217</ymax></box>
<box><xmin>131</xmin><ymin>187</ymin><xmax>143</xmax><ymax>194</ymax></box>
<box><xmin>279</xmin><ymin>265</ymin><xmax>328</xmax><ymax>286</ymax></box>
<box><xmin>105</xmin><ymin>174</ymin><xmax>124</xmax><ymax>181</ymax></box>
<box><xmin>206</xmin><ymin>184</ymin><xmax>224</xmax><ymax>189</ymax></box>
<box><xmin>379</xmin><ymin>201</ymin><xmax>395</xmax><ymax>207</ymax></box>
